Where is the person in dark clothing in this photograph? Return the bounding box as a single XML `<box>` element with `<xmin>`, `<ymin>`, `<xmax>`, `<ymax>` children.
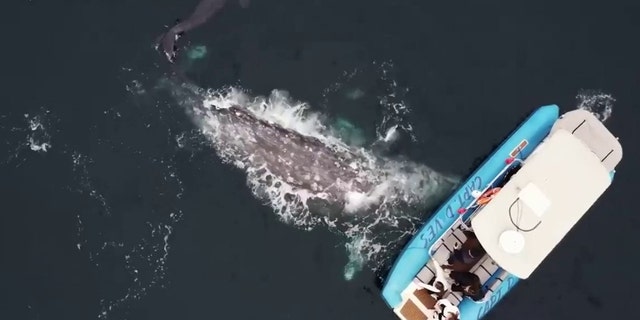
<box><xmin>447</xmin><ymin>230</ymin><xmax>486</xmax><ymax>265</ymax></box>
<box><xmin>448</xmin><ymin>246</ymin><xmax>485</xmax><ymax>265</ymax></box>
<box><xmin>448</xmin><ymin>271</ymin><xmax>486</xmax><ymax>302</ymax></box>
<box><xmin>498</xmin><ymin>163</ymin><xmax>522</xmax><ymax>187</ymax></box>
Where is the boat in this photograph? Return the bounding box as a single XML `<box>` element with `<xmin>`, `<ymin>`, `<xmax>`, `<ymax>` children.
<box><xmin>380</xmin><ymin>105</ymin><xmax>623</xmax><ymax>320</ymax></box>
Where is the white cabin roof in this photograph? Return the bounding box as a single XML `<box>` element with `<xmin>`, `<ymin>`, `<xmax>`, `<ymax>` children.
<box><xmin>550</xmin><ymin>109</ymin><xmax>623</xmax><ymax>172</ymax></box>
<box><xmin>471</xmin><ymin>128</ymin><xmax>613</xmax><ymax>279</ymax></box>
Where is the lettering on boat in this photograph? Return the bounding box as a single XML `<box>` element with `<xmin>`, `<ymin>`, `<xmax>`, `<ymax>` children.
<box><xmin>509</xmin><ymin>139</ymin><xmax>528</xmax><ymax>158</ymax></box>
<box><xmin>455</xmin><ymin>175</ymin><xmax>482</xmax><ymax>208</ymax></box>
<box><xmin>475</xmin><ymin>277</ymin><xmax>517</xmax><ymax>319</ymax></box>
<box><xmin>422</xmin><ymin>176</ymin><xmax>482</xmax><ymax>244</ymax></box>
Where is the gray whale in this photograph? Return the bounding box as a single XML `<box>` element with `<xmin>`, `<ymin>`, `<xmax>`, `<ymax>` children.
<box><xmin>164</xmin><ymin>80</ymin><xmax>457</xmax><ymax>218</ymax></box>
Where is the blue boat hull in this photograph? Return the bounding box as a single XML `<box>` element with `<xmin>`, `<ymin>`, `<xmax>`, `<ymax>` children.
<box><xmin>381</xmin><ymin>105</ymin><xmax>561</xmax><ymax>319</ymax></box>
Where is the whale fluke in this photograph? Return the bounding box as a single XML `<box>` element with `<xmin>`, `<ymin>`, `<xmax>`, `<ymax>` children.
<box><xmin>156</xmin><ymin>0</ymin><xmax>248</xmax><ymax>63</ymax></box>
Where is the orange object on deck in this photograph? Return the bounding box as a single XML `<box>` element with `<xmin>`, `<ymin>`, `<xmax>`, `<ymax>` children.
<box><xmin>476</xmin><ymin>187</ymin><xmax>501</xmax><ymax>206</ymax></box>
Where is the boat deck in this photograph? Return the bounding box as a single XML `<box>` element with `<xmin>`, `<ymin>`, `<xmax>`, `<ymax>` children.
<box><xmin>393</xmin><ymin>220</ymin><xmax>505</xmax><ymax>320</ymax></box>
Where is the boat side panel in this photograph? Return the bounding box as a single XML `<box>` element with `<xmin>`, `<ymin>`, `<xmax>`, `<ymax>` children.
<box><xmin>381</xmin><ymin>105</ymin><xmax>560</xmax><ymax>308</ymax></box>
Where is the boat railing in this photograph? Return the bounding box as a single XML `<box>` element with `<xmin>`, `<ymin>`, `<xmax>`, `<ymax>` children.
<box><xmin>428</xmin><ymin>157</ymin><xmax>523</xmax><ymax>255</ymax></box>
<box><xmin>458</xmin><ymin>158</ymin><xmax>524</xmax><ymax>223</ymax></box>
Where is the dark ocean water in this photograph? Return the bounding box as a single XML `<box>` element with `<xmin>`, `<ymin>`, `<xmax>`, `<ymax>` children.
<box><xmin>1</xmin><ymin>1</ymin><xmax>639</xmax><ymax>320</ymax></box>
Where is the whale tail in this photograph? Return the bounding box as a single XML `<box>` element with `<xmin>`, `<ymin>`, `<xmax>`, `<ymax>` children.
<box><xmin>155</xmin><ymin>19</ymin><xmax>183</xmax><ymax>63</ymax></box>
<box><xmin>157</xmin><ymin>0</ymin><xmax>240</xmax><ymax>64</ymax></box>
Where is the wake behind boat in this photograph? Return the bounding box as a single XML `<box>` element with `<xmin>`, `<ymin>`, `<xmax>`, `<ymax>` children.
<box><xmin>380</xmin><ymin>106</ymin><xmax>623</xmax><ymax>320</ymax></box>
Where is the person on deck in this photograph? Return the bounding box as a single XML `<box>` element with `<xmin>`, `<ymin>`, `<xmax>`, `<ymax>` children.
<box><xmin>446</xmin><ymin>270</ymin><xmax>486</xmax><ymax>302</ymax></box>
<box><xmin>435</xmin><ymin>298</ymin><xmax>460</xmax><ymax>320</ymax></box>
<box><xmin>448</xmin><ymin>246</ymin><xmax>485</xmax><ymax>265</ymax></box>
<box><xmin>447</xmin><ymin>231</ymin><xmax>486</xmax><ymax>265</ymax></box>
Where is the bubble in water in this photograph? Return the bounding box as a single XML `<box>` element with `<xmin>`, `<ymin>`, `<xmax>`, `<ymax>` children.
<box><xmin>576</xmin><ymin>89</ymin><xmax>615</xmax><ymax>122</ymax></box>
<box><xmin>345</xmin><ymin>88</ymin><xmax>365</xmax><ymax>100</ymax></box>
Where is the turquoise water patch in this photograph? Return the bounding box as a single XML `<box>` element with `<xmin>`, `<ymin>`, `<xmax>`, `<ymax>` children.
<box><xmin>344</xmin><ymin>88</ymin><xmax>365</xmax><ymax>100</ymax></box>
<box><xmin>187</xmin><ymin>45</ymin><xmax>208</xmax><ymax>60</ymax></box>
<box><xmin>343</xmin><ymin>235</ymin><xmax>366</xmax><ymax>281</ymax></box>
<box><xmin>331</xmin><ymin>117</ymin><xmax>366</xmax><ymax>147</ymax></box>
<box><xmin>179</xmin><ymin>45</ymin><xmax>209</xmax><ymax>72</ymax></box>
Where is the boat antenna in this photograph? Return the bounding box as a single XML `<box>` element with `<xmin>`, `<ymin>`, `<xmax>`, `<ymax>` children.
<box><xmin>508</xmin><ymin>198</ymin><xmax>541</xmax><ymax>232</ymax></box>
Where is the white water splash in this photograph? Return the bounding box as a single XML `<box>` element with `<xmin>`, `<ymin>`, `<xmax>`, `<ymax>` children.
<box><xmin>65</xmin><ymin>82</ymin><xmax>189</xmax><ymax>319</ymax></box>
<box><xmin>576</xmin><ymin>89</ymin><xmax>615</xmax><ymax>122</ymax></box>
<box><xmin>71</xmin><ymin>152</ymin><xmax>111</xmax><ymax>216</ymax></box>
<box><xmin>0</xmin><ymin>101</ymin><xmax>186</xmax><ymax>320</ymax></box>
<box><xmin>71</xmin><ymin>149</ymin><xmax>185</xmax><ymax>320</ymax></box>
<box><xmin>321</xmin><ymin>60</ymin><xmax>417</xmax><ymax>143</ymax></box>
<box><xmin>376</xmin><ymin>60</ymin><xmax>417</xmax><ymax>142</ymax></box>
<box><xmin>97</xmin><ymin>221</ymin><xmax>178</xmax><ymax>320</ymax></box>
<box><xmin>27</xmin><ymin>111</ymin><xmax>53</xmax><ymax>152</ymax></box>
<box><xmin>0</xmin><ymin>108</ymin><xmax>55</xmax><ymax>166</ymax></box>
<box><xmin>167</xmin><ymin>83</ymin><xmax>458</xmax><ymax>280</ymax></box>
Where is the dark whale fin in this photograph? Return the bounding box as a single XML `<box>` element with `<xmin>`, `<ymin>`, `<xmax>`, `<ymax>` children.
<box><xmin>156</xmin><ymin>0</ymin><xmax>234</xmax><ymax>63</ymax></box>
<box><xmin>155</xmin><ymin>18</ymin><xmax>183</xmax><ymax>63</ymax></box>
<box><xmin>370</xmin><ymin>126</ymin><xmax>409</xmax><ymax>158</ymax></box>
